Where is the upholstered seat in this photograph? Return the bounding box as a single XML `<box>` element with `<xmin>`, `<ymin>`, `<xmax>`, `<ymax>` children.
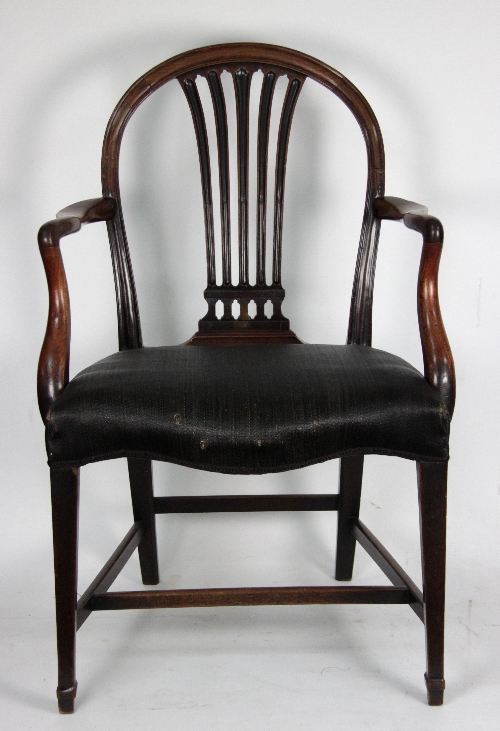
<box><xmin>38</xmin><ymin>43</ymin><xmax>455</xmax><ymax>712</ymax></box>
<box><xmin>47</xmin><ymin>344</ymin><xmax>449</xmax><ymax>471</ymax></box>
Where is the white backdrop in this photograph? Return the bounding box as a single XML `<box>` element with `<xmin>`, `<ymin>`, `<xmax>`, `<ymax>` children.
<box><xmin>1</xmin><ymin>1</ymin><xmax>499</xmax><ymax>729</ymax></box>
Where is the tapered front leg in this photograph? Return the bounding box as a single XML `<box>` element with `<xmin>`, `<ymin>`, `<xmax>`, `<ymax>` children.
<box><xmin>335</xmin><ymin>456</ymin><xmax>364</xmax><ymax>580</ymax></box>
<box><xmin>51</xmin><ymin>467</ymin><xmax>79</xmax><ymax>713</ymax></box>
<box><xmin>417</xmin><ymin>460</ymin><xmax>447</xmax><ymax>705</ymax></box>
<box><xmin>128</xmin><ymin>458</ymin><xmax>159</xmax><ymax>585</ymax></box>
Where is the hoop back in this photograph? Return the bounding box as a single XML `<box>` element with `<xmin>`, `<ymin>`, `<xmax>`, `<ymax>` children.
<box><xmin>101</xmin><ymin>43</ymin><xmax>385</xmax><ymax>348</ymax></box>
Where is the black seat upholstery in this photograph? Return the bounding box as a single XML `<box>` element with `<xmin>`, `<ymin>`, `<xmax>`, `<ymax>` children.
<box><xmin>47</xmin><ymin>344</ymin><xmax>449</xmax><ymax>472</ymax></box>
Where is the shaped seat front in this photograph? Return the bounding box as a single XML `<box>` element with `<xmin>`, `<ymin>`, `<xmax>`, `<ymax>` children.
<box><xmin>46</xmin><ymin>344</ymin><xmax>449</xmax><ymax>473</ymax></box>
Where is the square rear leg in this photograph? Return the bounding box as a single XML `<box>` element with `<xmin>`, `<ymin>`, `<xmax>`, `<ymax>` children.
<box><xmin>335</xmin><ymin>456</ymin><xmax>364</xmax><ymax>581</ymax></box>
<box><xmin>128</xmin><ymin>458</ymin><xmax>159</xmax><ymax>585</ymax></box>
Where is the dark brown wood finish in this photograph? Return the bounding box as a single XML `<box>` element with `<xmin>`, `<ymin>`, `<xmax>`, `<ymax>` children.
<box><xmin>352</xmin><ymin>519</ymin><xmax>424</xmax><ymax>621</ymax></box>
<box><xmin>178</xmin><ymin>60</ymin><xmax>305</xmax><ymax>341</ymax></box>
<box><xmin>51</xmin><ymin>467</ymin><xmax>80</xmax><ymax>714</ymax></box>
<box><xmin>335</xmin><ymin>455</ymin><xmax>364</xmax><ymax>581</ymax></box>
<box><xmin>234</xmin><ymin>67</ymin><xmax>251</xmax><ymax>286</ymax></box>
<box><xmin>257</xmin><ymin>71</ymin><xmax>277</xmax><ymax>285</ymax></box>
<box><xmin>373</xmin><ymin>196</ymin><xmax>455</xmax><ymax>415</ymax></box>
<box><xmin>207</xmin><ymin>71</ymin><xmax>231</xmax><ymax>285</ymax></box>
<box><xmin>73</xmin><ymin>511</ymin><xmax>433</xmax><ymax>629</ymax></box>
<box><xmin>181</xmin><ymin>78</ymin><xmax>217</xmax><ymax>285</ymax></box>
<box><xmin>154</xmin><ymin>493</ymin><xmax>339</xmax><ymax>513</ymax></box>
<box><xmin>128</xmin><ymin>458</ymin><xmax>159</xmax><ymax>585</ymax></box>
<box><xmin>185</xmin><ymin>328</ymin><xmax>302</xmax><ymax>346</ymax></box>
<box><xmin>417</xmin><ymin>461</ymin><xmax>447</xmax><ymax>706</ymax></box>
<box><xmin>37</xmin><ymin>198</ymin><xmax>116</xmax><ymax>421</ymax></box>
<box><xmin>88</xmin><ymin>585</ymin><xmax>412</xmax><ymax>611</ymax></box>
<box><xmin>76</xmin><ymin>522</ymin><xmax>142</xmax><ymax>630</ymax></box>
<box><xmin>272</xmin><ymin>76</ymin><xmax>303</xmax><ymax>285</ymax></box>
<box><xmin>101</xmin><ymin>43</ymin><xmax>385</xmax><ymax>348</ymax></box>
<box><xmin>194</xmin><ymin>284</ymin><xmax>293</xmax><ymax>336</ymax></box>
<box><xmin>38</xmin><ymin>44</ymin><xmax>452</xmax><ymax>711</ymax></box>
<box><xmin>418</xmin><ymin>242</ymin><xmax>455</xmax><ymax>415</ymax></box>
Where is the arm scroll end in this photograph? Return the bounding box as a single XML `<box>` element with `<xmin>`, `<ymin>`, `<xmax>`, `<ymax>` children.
<box><xmin>373</xmin><ymin>196</ymin><xmax>443</xmax><ymax>244</ymax></box>
<box><xmin>38</xmin><ymin>218</ymin><xmax>81</xmax><ymax>251</ymax></box>
<box><xmin>404</xmin><ymin>213</ymin><xmax>443</xmax><ymax>245</ymax></box>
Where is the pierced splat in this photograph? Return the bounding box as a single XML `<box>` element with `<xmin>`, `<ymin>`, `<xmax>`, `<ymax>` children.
<box><xmin>101</xmin><ymin>44</ymin><xmax>386</xmax><ymax>351</ymax></box>
<box><xmin>178</xmin><ymin>63</ymin><xmax>305</xmax><ymax>344</ymax></box>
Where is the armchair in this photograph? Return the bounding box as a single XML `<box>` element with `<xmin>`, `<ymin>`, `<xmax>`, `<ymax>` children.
<box><xmin>38</xmin><ymin>43</ymin><xmax>454</xmax><ymax>712</ymax></box>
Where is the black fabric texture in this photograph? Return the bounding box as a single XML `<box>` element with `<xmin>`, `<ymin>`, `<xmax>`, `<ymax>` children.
<box><xmin>46</xmin><ymin>344</ymin><xmax>450</xmax><ymax>473</ymax></box>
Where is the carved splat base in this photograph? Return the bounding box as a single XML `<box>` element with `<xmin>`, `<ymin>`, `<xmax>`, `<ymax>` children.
<box><xmin>186</xmin><ymin>329</ymin><xmax>302</xmax><ymax>346</ymax></box>
<box><xmin>186</xmin><ymin>284</ymin><xmax>301</xmax><ymax>344</ymax></box>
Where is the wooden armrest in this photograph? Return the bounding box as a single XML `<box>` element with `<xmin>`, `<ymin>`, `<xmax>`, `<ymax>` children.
<box><xmin>39</xmin><ymin>197</ymin><xmax>117</xmax><ymax>249</ymax></box>
<box><xmin>373</xmin><ymin>196</ymin><xmax>428</xmax><ymax>220</ymax></box>
<box><xmin>373</xmin><ymin>196</ymin><xmax>442</xmax><ymax>244</ymax></box>
<box><xmin>37</xmin><ymin>197</ymin><xmax>117</xmax><ymax>422</ymax></box>
<box><xmin>373</xmin><ymin>196</ymin><xmax>454</xmax><ymax>417</ymax></box>
<box><xmin>56</xmin><ymin>197</ymin><xmax>117</xmax><ymax>225</ymax></box>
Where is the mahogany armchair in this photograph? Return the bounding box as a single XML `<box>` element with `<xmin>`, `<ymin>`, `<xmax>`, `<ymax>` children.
<box><xmin>37</xmin><ymin>43</ymin><xmax>455</xmax><ymax>713</ymax></box>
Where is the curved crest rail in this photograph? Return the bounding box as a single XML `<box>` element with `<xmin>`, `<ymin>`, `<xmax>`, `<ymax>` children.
<box><xmin>101</xmin><ymin>43</ymin><xmax>385</xmax><ymax>348</ymax></box>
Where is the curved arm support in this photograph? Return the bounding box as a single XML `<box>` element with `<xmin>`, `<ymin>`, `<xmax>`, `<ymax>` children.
<box><xmin>37</xmin><ymin>198</ymin><xmax>117</xmax><ymax>422</ymax></box>
<box><xmin>373</xmin><ymin>196</ymin><xmax>455</xmax><ymax>417</ymax></box>
<box><xmin>417</xmin><ymin>242</ymin><xmax>455</xmax><ymax>417</ymax></box>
